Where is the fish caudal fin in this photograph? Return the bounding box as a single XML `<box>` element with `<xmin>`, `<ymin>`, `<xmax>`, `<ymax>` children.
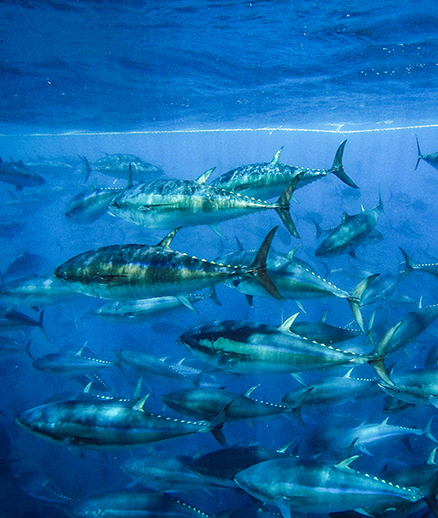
<box><xmin>330</xmin><ymin>140</ymin><xmax>359</xmax><ymax>189</ymax></box>
<box><xmin>80</xmin><ymin>156</ymin><xmax>92</xmax><ymax>183</ymax></box>
<box><xmin>249</xmin><ymin>226</ymin><xmax>283</xmax><ymax>301</ymax></box>
<box><xmin>348</xmin><ymin>274</ymin><xmax>379</xmax><ymax>333</ymax></box>
<box><xmin>415</xmin><ymin>135</ymin><xmax>422</xmax><ymax>170</ymax></box>
<box><xmin>399</xmin><ymin>247</ymin><xmax>415</xmax><ymax>278</ymax></box>
<box><xmin>274</xmin><ymin>174</ymin><xmax>302</xmax><ymax>239</ymax></box>
<box><xmin>368</xmin><ymin>320</ymin><xmax>404</xmax><ymax>386</ymax></box>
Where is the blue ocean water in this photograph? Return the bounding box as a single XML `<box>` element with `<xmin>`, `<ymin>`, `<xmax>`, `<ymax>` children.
<box><xmin>2</xmin><ymin>1</ymin><xmax>438</xmax><ymax>517</ymax></box>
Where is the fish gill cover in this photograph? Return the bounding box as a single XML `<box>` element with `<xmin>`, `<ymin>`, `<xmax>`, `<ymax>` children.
<box><xmin>1</xmin><ymin>2</ymin><xmax>438</xmax><ymax>518</ymax></box>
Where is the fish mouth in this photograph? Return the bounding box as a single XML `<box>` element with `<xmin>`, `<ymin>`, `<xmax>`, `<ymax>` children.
<box><xmin>53</xmin><ymin>266</ymin><xmax>68</xmax><ymax>281</ymax></box>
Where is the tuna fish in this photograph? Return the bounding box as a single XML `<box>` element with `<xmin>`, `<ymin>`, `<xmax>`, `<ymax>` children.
<box><xmin>31</xmin><ymin>347</ymin><xmax>114</xmax><ymax>378</ymax></box>
<box><xmin>0</xmin><ymin>158</ymin><xmax>45</xmax><ymax>190</ymax></box>
<box><xmin>372</xmin><ymin>301</ymin><xmax>438</xmax><ymax>355</ymax></box>
<box><xmin>161</xmin><ymin>385</ymin><xmax>296</xmax><ymax>423</ymax></box>
<box><xmin>53</xmin><ymin>227</ymin><xmax>282</xmax><ymax>302</ymax></box>
<box><xmin>179</xmin><ymin>316</ymin><xmax>393</xmax><ymax>382</ymax></box>
<box><xmin>16</xmin><ymin>395</ymin><xmax>224</xmax><ymax>447</ymax></box>
<box><xmin>121</xmin><ymin>455</ymin><xmax>217</xmax><ymax>491</ymax></box>
<box><xmin>81</xmin><ymin>154</ymin><xmax>163</xmax><ymax>181</ymax></box>
<box><xmin>282</xmin><ymin>368</ymin><xmax>376</xmax><ymax>408</ymax></box>
<box><xmin>93</xmin><ymin>294</ymin><xmax>204</xmax><ymax>323</ymax></box>
<box><xmin>315</xmin><ymin>195</ymin><xmax>384</xmax><ymax>258</ymax></box>
<box><xmin>234</xmin><ymin>456</ymin><xmax>438</xmax><ymax>517</ymax></box>
<box><xmin>0</xmin><ymin>275</ymin><xmax>81</xmax><ymax>307</ymax></box>
<box><xmin>320</xmin><ymin>416</ymin><xmax>437</xmax><ymax>456</ymax></box>
<box><xmin>210</xmin><ymin>140</ymin><xmax>358</xmax><ymax>199</ymax></box>
<box><xmin>65</xmin><ymin>185</ymin><xmax>125</xmax><ymax>224</ymax></box>
<box><xmin>108</xmin><ymin>169</ymin><xmax>301</xmax><ymax>238</ymax></box>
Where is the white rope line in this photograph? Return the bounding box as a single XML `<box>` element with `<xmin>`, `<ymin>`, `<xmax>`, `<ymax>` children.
<box><xmin>0</xmin><ymin>123</ymin><xmax>437</xmax><ymax>137</ymax></box>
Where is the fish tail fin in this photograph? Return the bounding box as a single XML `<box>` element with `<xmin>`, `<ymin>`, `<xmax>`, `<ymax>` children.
<box><xmin>368</xmin><ymin>321</ymin><xmax>404</xmax><ymax>385</ymax></box>
<box><xmin>22</xmin><ymin>339</ymin><xmax>34</xmax><ymax>360</ymax></box>
<box><xmin>80</xmin><ymin>155</ymin><xmax>92</xmax><ymax>182</ymax></box>
<box><xmin>425</xmin><ymin>417</ymin><xmax>438</xmax><ymax>444</ymax></box>
<box><xmin>208</xmin><ymin>406</ymin><xmax>228</xmax><ymax>446</ymax></box>
<box><xmin>415</xmin><ymin>135</ymin><xmax>422</xmax><ymax>170</ymax></box>
<box><xmin>310</xmin><ymin>218</ymin><xmax>324</xmax><ymax>240</ymax></box>
<box><xmin>288</xmin><ymin>386</ymin><xmax>313</xmax><ymax>427</ymax></box>
<box><xmin>274</xmin><ymin>174</ymin><xmax>302</xmax><ymax>239</ymax></box>
<box><xmin>399</xmin><ymin>247</ymin><xmax>415</xmax><ymax>278</ymax></box>
<box><xmin>330</xmin><ymin>140</ymin><xmax>359</xmax><ymax>189</ymax></box>
<box><xmin>249</xmin><ymin>226</ymin><xmax>283</xmax><ymax>301</ymax></box>
<box><xmin>348</xmin><ymin>274</ymin><xmax>379</xmax><ymax>333</ymax></box>
<box><xmin>421</xmin><ymin>470</ymin><xmax>438</xmax><ymax>517</ymax></box>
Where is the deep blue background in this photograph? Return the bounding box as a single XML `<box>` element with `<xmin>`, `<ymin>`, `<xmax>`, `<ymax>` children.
<box><xmin>1</xmin><ymin>2</ymin><xmax>438</xmax><ymax>517</ymax></box>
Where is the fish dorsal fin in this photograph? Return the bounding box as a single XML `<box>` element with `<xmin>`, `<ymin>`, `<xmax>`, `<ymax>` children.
<box><xmin>286</xmin><ymin>245</ymin><xmax>301</xmax><ymax>262</ymax></box>
<box><xmin>76</xmin><ymin>345</ymin><xmax>85</xmax><ymax>356</ymax></box>
<box><xmin>195</xmin><ymin>167</ymin><xmax>216</xmax><ymax>184</ymax></box>
<box><xmin>335</xmin><ymin>455</ymin><xmax>360</xmax><ymax>469</ymax></box>
<box><xmin>132</xmin><ymin>393</ymin><xmax>150</xmax><ymax>412</ymax></box>
<box><xmin>342</xmin><ymin>211</ymin><xmax>352</xmax><ymax>223</ymax></box>
<box><xmin>419</xmin><ymin>295</ymin><xmax>424</xmax><ymax>309</ymax></box>
<box><xmin>319</xmin><ymin>309</ymin><xmax>329</xmax><ymax>323</ymax></box>
<box><xmin>83</xmin><ymin>381</ymin><xmax>93</xmax><ymax>394</ymax></box>
<box><xmin>235</xmin><ymin>236</ymin><xmax>245</xmax><ymax>251</ymax></box>
<box><xmin>278</xmin><ymin>313</ymin><xmax>300</xmax><ymax>332</ymax></box>
<box><xmin>157</xmin><ymin>228</ymin><xmax>181</xmax><ymax>248</ymax></box>
<box><xmin>270</xmin><ymin>147</ymin><xmax>284</xmax><ymax>166</ymax></box>
<box><xmin>360</xmin><ymin>204</ymin><xmax>365</xmax><ymax>212</ymax></box>
<box><xmin>243</xmin><ymin>385</ymin><xmax>259</xmax><ymax>398</ymax></box>
<box><xmin>344</xmin><ymin>368</ymin><xmax>354</xmax><ymax>378</ymax></box>
<box><xmin>381</xmin><ymin>417</ymin><xmax>389</xmax><ymax>426</ymax></box>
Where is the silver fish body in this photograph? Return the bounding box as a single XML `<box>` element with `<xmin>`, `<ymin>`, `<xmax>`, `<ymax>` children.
<box><xmin>53</xmin><ymin>227</ymin><xmax>281</xmax><ymax>302</ymax></box>
<box><xmin>93</xmin><ymin>294</ymin><xmax>204</xmax><ymax>323</ymax></box>
<box><xmin>0</xmin><ymin>158</ymin><xmax>45</xmax><ymax>190</ymax></box>
<box><xmin>16</xmin><ymin>398</ymin><xmax>214</xmax><ymax>447</ymax></box>
<box><xmin>234</xmin><ymin>457</ymin><xmax>427</xmax><ymax>516</ymax></box>
<box><xmin>0</xmin><ymin>275</ymin><xmax>80</xmax><ymax>307</ymax></box>
<box><xmin>179</xmin><ymin>319</ymin><xmax>381</xmax><ymax>375</ymax></box>
<box><xmin>315</xmin><ymin>197</ymin><xmax>383</xmax><ymax>258</ymax></box>
<box><xmin>65</xmin><ymin>186</ymin><xmax>124</xmax><ymax>223</ymax></box>
<box><xmin>162</xmin><ymin>386</ymin><xmax>290</xmax><ymax>422</ymax></box>
<box><xmin>108</xmin><ymin>174</ymin><xmax>300</xmax><ymax>238</ymax></box>
<box><xmin>210</xmin><ymin>140</ymin><xmax>358</xmax><ymax>199</ymax></box>
<box><xmin>82</xmin><ymin>153</ymin><xmax>163</xmax><ymax>180</ymax></box>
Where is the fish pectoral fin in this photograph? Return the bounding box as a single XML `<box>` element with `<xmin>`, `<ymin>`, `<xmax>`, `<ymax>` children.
<box><xmin>353</xmin><ymin>508</ymin><xmax>375</xmax><ymax>517</ymax></box>
<box><xmin>177</xmin><ymin>296</ymin><xmax>199</xmax><ymax>313</ymax></box>
<box><xmin>276</xmin><ymin>497</ymin><xmax>292</xmax><ymax>518</ymax></box>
